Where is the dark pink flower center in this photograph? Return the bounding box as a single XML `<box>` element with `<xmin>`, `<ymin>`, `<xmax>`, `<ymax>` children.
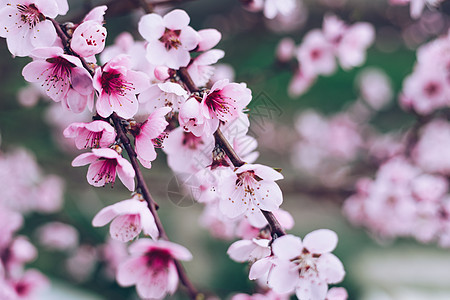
<box><xmin>38</xmin><ymin>57</ymin><xmax>75</xmax><ymax>94</ymax></box>
<box><xmin>85</xmin><ymin>131</ymin><xmax>103</xmax><ymax>148</ymax></box>
<box><xmin>205</xmin><ymin>91</ymin><xmax>236</xmax><ymax>120</ymax></box>
<box><xmin>159</xmin><ymin>28</ymin><xmax>182</xmax><ymax>51</ymax></box>
<box><xmin>310</xmin><ymin>49</ymin><xmax>322</xmax><ymax>60</ymax></box>
<box><xmin>424</xmin><ymin>81</ymin><xmax>440</xmax><ymax>97</ymax></box>
<box><xmin>14</xmin><ymin>281</ymin><xmax>30</xmax><ymax>296</ymax></box>
<box><xmin>182</xmin><ymin>132</ymin><xmax>203</xmax><ymax>150</ymax></box>
<box><xmin>145</xmin><ymin>248</ymin><xmax>172</xmax><ymax>271</ymax></box>
<box><xmin>16</xmin><ymin>3</ymin><xmax>45</xmax><ymax>29</ymax></box>
<box><xmin>101</xmin><ymin>70</ymin><xmax>134</xmax><ymax>96</ymax></box>
<box><xmin>92</xmin><ymin>158</ymin><xmax>117</xmax><ymax>186</ymax></box>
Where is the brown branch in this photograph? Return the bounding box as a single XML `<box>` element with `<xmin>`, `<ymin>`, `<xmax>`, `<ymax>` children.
<box><xmin>178</xmin><ymin>66</ymin><xmax>286</xmax><ymax>239</ymax></box>
<box><xmin>48</xmin><ymin>17</ymin><xmax>95</xmax><ymax>76</ymax></box>
<box><xmin>49</xmin><ymin>17</ymin><xmax>199</xmax><ymax>300</ymax></box>
<box><xmin>111</xmin><ymin>113</ymin><xmax>200</xmax><ymax>299</ymax></box>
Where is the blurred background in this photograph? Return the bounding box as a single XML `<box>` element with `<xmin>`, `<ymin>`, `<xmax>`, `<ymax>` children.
<box><xmin>1</xmin><ymin>0</ymin><xmax>450</xmax><ymax>299</ymax></box>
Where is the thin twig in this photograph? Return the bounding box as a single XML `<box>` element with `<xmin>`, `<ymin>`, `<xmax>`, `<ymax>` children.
<box><xmin>49</xmin><ymin>18</ymin><xmax>199</xmax><ymax>300</ymax></box>
<box><xmin>178</xmin><ymin>66</ymin><xmax>286</xmax><ymax>238</ymax></box>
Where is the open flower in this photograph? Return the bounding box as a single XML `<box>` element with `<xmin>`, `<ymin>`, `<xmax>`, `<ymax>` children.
<box><xmin>63</xmin><ymin>120</ymin><xmax>116</xmax><ymax>149</ymax></box>
<box><xmin>22</xmin><ymin>47</ymin><xmax>94</xmax><ymax>112</ymax></box>
<box><xmin>219</xmin><ymin>163</ymin><xmax>284</xmax><ymax>221</ymax></box>
<box><xmin>92</xmin><ymin>194</ymin><xmax>158</xmax><ymax>242</ymax></box>
<box><xmin>71</xmin><ymin>147</ymin><xmax>135</xmax><ymax>191</ymax></box>
<box><xmin>0</xmin><ymin>0</ymin><xmax>68</xmax><ymax>56</ymax></box>
<box><xmin>138</xmin><ymin>9</ymin><xmax>200</xmax><ymax>69</ymax></box>
<box><xmin>135</xmin><ymin>107</ymin><xmax>171</xmax><ymax>168</ymax></box>
<box><xmin>200</xmin><ymin>79</ymin><xmax>252</xmax><ymax>134</ymax></box>
<box><xmin>116</xmin><ymin>239</ymin><xmax>192</xmax><ymax>299</ymax></box>
<box><xmin>251</xmin><ymin>230</ymin><xmax>345</xmax><ymax>300</ymax></box>
<box><xmin>94</xmin><ymin>55</ymin><xmax>150</xmax><ymax>119</ymax></box>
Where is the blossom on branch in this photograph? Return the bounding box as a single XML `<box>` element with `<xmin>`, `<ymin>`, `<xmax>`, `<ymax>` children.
<box><xmin>92</xmin><ymin>194</ymin><xmax>158</xmax><ymax>242</ymax></box>
<box><xmin>116</xmin><ymin>239</ymin><xmax>192</xmax><ymax>299</ymax></box>
<box><xmin>94</xmin><ymin>55</ymin><xmax>150</xmax><ymax>119</ymax></box>
<box><xmin>71</xmin><ymin>147</ymin><xmax>135</xmax><ymax>191</ymax></box>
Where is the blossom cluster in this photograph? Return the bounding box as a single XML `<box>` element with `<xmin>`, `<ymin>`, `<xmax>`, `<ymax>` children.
<box><xmin>0</xmin><ymin>147</ymin><xmax>66</xmax><ymax>298</ymax></box>
<box><xmin>275</xmin><ymin>15</ymin><xmax>375</xmax><ymax>97</ymax></box>
<box><xmin>0</xmin><ymin>1</ymin><xmax>351</xmax><ymax>298</ymax></box>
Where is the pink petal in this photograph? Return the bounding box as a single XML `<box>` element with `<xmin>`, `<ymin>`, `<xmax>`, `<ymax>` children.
<box><xmin>71</xmin><ymin>152</ymin><xmax>97</xmax><ymax>166</ymax></box>
<box><xmin>249</xmin><ymin>257</ymin><xmax>273</xmax><ymax>280</ymax></box>
<box><xmin>197</xmin><ymin>29</ymin><xmax>222</xmax><ymax>51</ymax></box>
<box><xmin>166</xmin><ymin>47</ymin><xmax>191</xmax><ymax>69</ymax></box>
<box><xmin>219</xmin><ymin>177</ymin><xmax>248</xmax><ymax>218</ymax></box>
<box><xmin>268</xmin><ymin>261</ymin><xmax>298</xmax><ymax>294</ymax></box>
<box><xmin>295</xmin><ymin>277</ymin><xmax>328</xmax><ymax>300</ymax></box>
<box><xmin>227</xmin><ymin>240</ymin><xmax>256</xmax><ymax>262</ymax></box>
<box><xmin>87</xmin><ymin>160</ymin><xmax>109</xmax><ymax>187</ymax></box>
<box><xmin>179</xmin><ymin>26</ymin><xmax>200</xmax><ymax>51</ymax></box>
<box><xmin>116</xmin><ymin>256</ymin><xmax>146</xmax><ymax>286</ymax></box>
<box><xmin>139</xmin><ymin>14</ymin><xmax>165</xmax><ymax>41</ymax></box>
<box><xmin>116</xmin><ymin>158</ymin><xmax>135</xmax><ymax>191</ymax></box>
<box><xmin>22</xmin><ymin>61</ymin><xmax>52</xmax><ymax>83</ymax></box>
<box><xmin>31</xmin><ymin>20</ymin><xmax>57</xmax><ymax>48</ymax></box>
<box><xmin>136</xmin><ymin>265</ymin><xmax>169</xmax><ymax>299</ymax></box>
<box><xmin>316</xmin><ymin>253</ymin><xmax>345</xmax><ymax>284</ymax></box>
<box><xmin>92</xmin><ymin>147</ymin><xmax>119</xmax><ymax>159</ymax></box>
<box><xmin>303</xmin><ymin>229</ymin><xmax>338</xmax><ymax>254</ymax></box>
<box><xmin>244</xmin><ymin>164</ymin><xmax>284</xmax><ymax>181</ymax></box>
<box><xmin>272</xmin><ymin>234</ymin><xmax>302</xmax><ymax>260</ymax></box>
<box><xmin>163</xmin><ymin>9</ymin><xmax>190</xmax><ymax>30</ymax></box>
<box><xmin>254</xmin><ymin>180</ymin><xmax>283</xmax><ymax>211</ymax></box>
<box><xmin>140</xmin><ymin>210</ymin><xmax>158</xmax><ymax>240</ymax></box>
<box><xmin>96</xmin><ymin>92</ymin><xmax>114</xmax><ymax>118</ymax></box>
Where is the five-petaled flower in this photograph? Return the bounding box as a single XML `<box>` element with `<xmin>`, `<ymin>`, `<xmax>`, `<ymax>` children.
<box><xmin>116</xmin><ymin>239</ymin><xmax>192</xmax><ymax>299</ymax></box>
<box><xmin>92</xmin><ymin>194</ymin><xmax>158</xmax><ymax>242</ymax></box>
<box><xmin>93</xmin><ymin>55</ymin><xmax>149</xmax><ymax>119</ymax></box>
<box><xmin>71</xmin><ymin>147</ymin><xmax>135</xmax><ymax>191</ymax></box>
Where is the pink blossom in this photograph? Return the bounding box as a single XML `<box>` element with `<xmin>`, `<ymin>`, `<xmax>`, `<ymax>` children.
<box><xmin>200</xmin><ymin>80</ymin><xmax>252</xmax><ymax>133</ymax></box>
<box><xmin>65</xmin><ymin>245</ymin><xmax>98</xmax><ymax>282</ymax></box>
<box><xmin>163</xmin><ymin>127</ymin><xmax>214</xmax><ymax>174</ymax></box>
<box><xmin>138</xmin><ymin>9</ymin><xmax>200</xmax><ymax>69</ymax></box>
<box><xmin>135</xmin><ymin>107</ymin><xmax>171</xmax><ymax>168</ymax></box>
<box><xmin>335</xmin><ymin>22</ymin><xmax>375</xmax><ymax>69</ymax></box>
<box><xmin>297</xmin><ymin>30</ymin><xmax>336</xmax><ymax>76</ymax></box>
<box><xmin>116</xmin><ymin>238</ymin><xmax>192</xmax><ymax>299</ymax></box>
<box><xmin>36</xmin><ymin>222</ymin><xmax>79</xmax><ymax>251</ymax></box>
<box><xmin>219</xmin><ymin>163</ymin><xmax>284</xmax><ymax>220</ymax></box>
<box><xmin>63</xmin><ymin>120</ymin><xmax>116</xmax><ymax>149</ymax></box>
<box><xmin>34</xmin><ymin>174</ymin><xmax>64</xmax><ymax>213</ymax></box>
<box><xmin>179</xmin><ymin>97</ymin><xmax>208</xmax><ymax>136</ymax></box>
<box><xmin>227</xmin><ymin>238</ymin><xmax>271</xmax><ymax>262</ymax></box>
<box><xmin>255</xmin><ymin>231</ymin><xmax>345</xmax><ymax>299</ymax></box>
<box><xmin>0</xmin><ymin>0</ymin><xmax>67</xmax><ymax>56</ymax></box>
<box><xmin>357</xmin><ymin>68</ymin><xmax>393</xmax><ymax>110</ymax></box>
<box><xmin>94</xmin><ymin>55</ymin><xmax>150</xmax><ymax>119</ymax></box>
<box><xmin>22</xmin><ymin>47</ymin><xmax>94</xmax><ymax>113</ymax></box>
<box><xmin>288</xmin><ymin>68</ymin><xmax>316</xmax><ymax>97</ymax></box>
<box><xmin>187</xmin><ymin>49</ymin><xmax>225</xmax><ymax>87</ymax></box>
<box><xmin>71</xmin><ymin>147</ymin><xmax>135</xmax><ymax>191</ymax></box>
<box><xmin>139</xmin><ymin>82</ymin><xmax>189</xmax><ymax>114</ymax></box>
<box><xmin>276</xmin><ymin>37</ymin><xmax>295</xmax><ymax>63</ymax></box>
<box><xmin>6</xmin><ymin>236</ymin><xmax>37</xmax><ymax>275</ymax></box>
<box><xmin>400</xmin><ymin>66</ymin><xmax>449</xmax><ymax>115</ymax></box>
<box><xmin>413</xmin><ymin>119</ymin><xmax>450</xmax><ymax>175</ymax></box>
<box><xmin>71</xmin><ymin>8</ymin><xmax>107</xmax><ymax>58</ymax></box>
<box><xmin>92</xmin><ymin>194</ymin><xmax>158</xmax><ymax>242</ymax></box>
<box><xmin>9</xmin><ymin>269</ymin><xmax>49</xmax><ymax>299</ymax></box>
